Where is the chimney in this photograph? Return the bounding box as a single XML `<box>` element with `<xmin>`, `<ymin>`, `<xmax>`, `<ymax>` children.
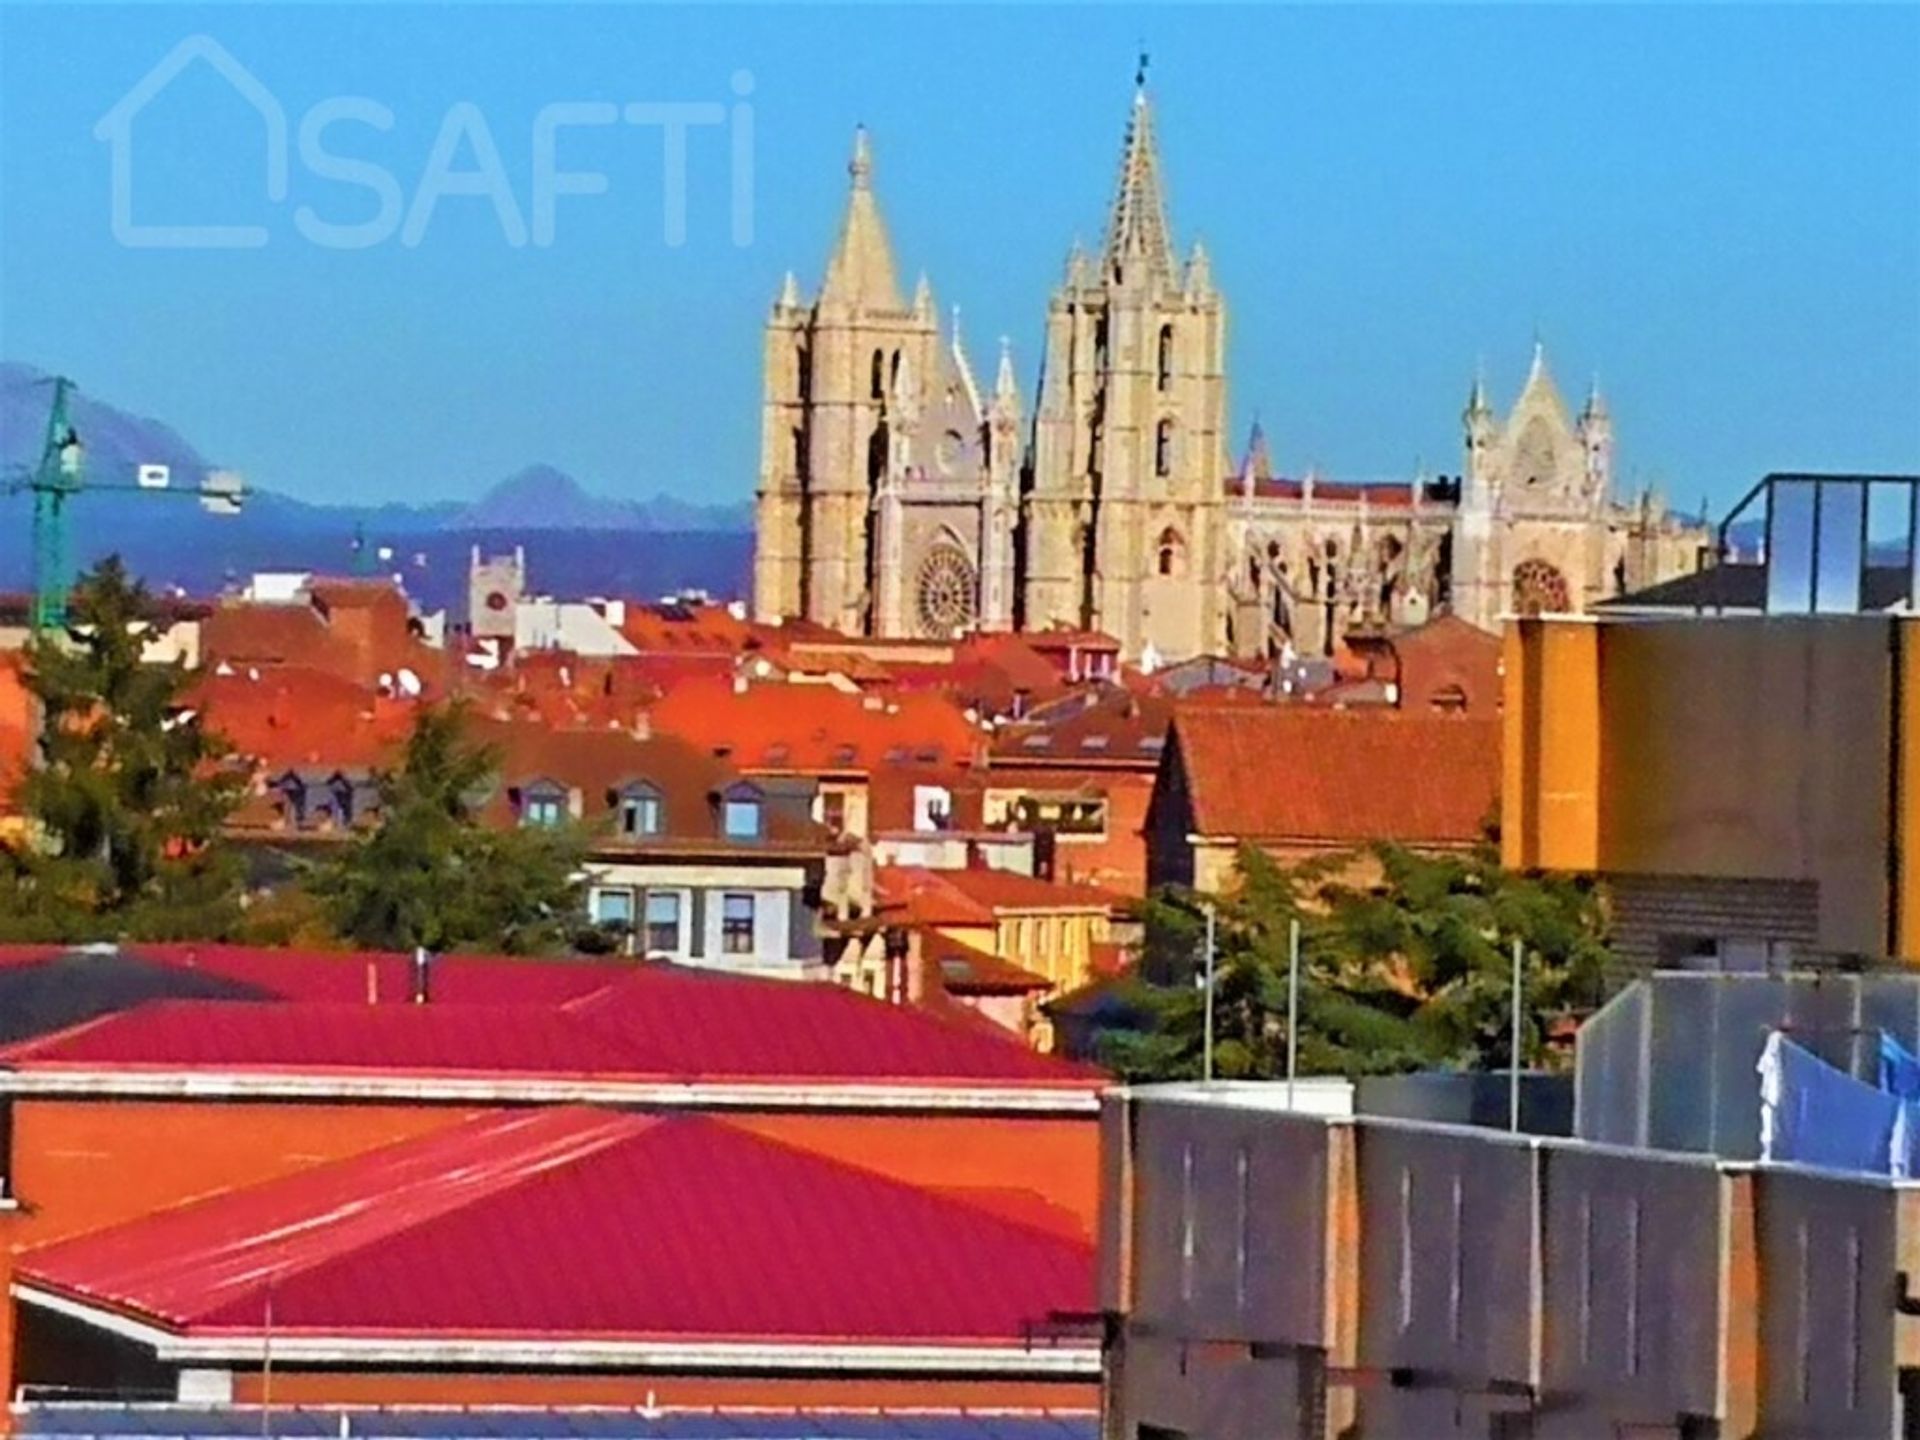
<box><xmin>412</xmin><ymin>947</ymin><xmax>433</xmax><ymax>1004</ymax></box>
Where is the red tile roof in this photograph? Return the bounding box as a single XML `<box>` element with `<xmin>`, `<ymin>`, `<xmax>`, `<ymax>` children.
<box><xmin>648</xmin><ymin>677</ymin><xmax>985</xmax><ymax>773</ymax></box>
<box><xmin>1</xmin><ymin>963</ymin><xmax>1104</xmax><ymax>1091</ymax></box>
<box><xmin>16</xmin><ymin>1108</ymin><xmax>1093</xmax><ymax>1351</ymax></box>
<box><xmin>1169</xmin><ymin>704</ymin><xmax>1499</xmax><ymax>846</ymax></box>
<box><xmin>193</xmin><ymin>666</ymin><xmax>415</xmax><ymax>770</ymax></box>
<box><xmin>991</xmin><ymin>683</ymin><xmax>1173</xmax><ymax>770</ymax></box>
<box><xmin>926</xmin><ymin>936</ymin><xmax>1053</xmax><ymax>996</ymax></box>
<box><xmin>878</xmin><ymin>867</ymin><xmax>1124</xmax><ymax>925</ymax></box>
<box><xmin>1234</xmin><ymin>476</ymin><xmax>1422</xmax><ymax>507</ymax></box>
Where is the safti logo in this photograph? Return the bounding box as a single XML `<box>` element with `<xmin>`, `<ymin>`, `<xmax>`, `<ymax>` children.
<box><xmin>94</xmin><ymin>34</ymin><xmax>755</xmax><ymax>251</ymax></box>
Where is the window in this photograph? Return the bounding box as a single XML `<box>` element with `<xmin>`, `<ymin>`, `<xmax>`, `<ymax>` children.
<box><xmin>619</xmin><ymin>786</ymin><xmax>663</xmax><ymax>837</ymax></box>
<box><xmin>1155</xmin><ymin>419</ymin><xmax>1175</xmax><ymax>477</ymax></box>
<box><xmin>1157</xmin><ymin>527</ymin><xmax>1187</xmax><ymax>578</ymax></box>
<box><xmin>820</xmin><ymin>790</ymin><xmax>848</xmax><ymax>833</ymax></box>
<box><xmin>1156</xmin><ymin>324</ymin><xmax>1173</xmax><ymax>391</ymax></box>
<box><xmin>521</xmin><ymin>786</ymin><xmax>566</xmax><ymax>828</ymax></box>
<box><xmin>591</xmin><ymin>887</ymin><xmax>634</xmax><ymax>927</ymax></box>
<box><xmin>870</xmin><ymin>349</ymin><xmax>885</xmax><ymax>399</ymax></box>
<box><xmin>722</xmin><ymin>893</ymin><xmax>756</xmax><ymax>955</ymax></box>
<box><xmin>644</xmin><ymin>891</ymin><xmax>682</xmax><ymax>955</ymax></box>
<box><xmin>723</xmin><ymin>794</ymin><xmax>762</xmax><ymax>839</ymax></box>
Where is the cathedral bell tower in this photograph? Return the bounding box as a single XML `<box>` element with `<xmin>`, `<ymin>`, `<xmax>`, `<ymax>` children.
<box><xmin>754</xmin><ymin>128</ymin><xmax>938</xmax><ymax>634</ymax></box>
<box><xmin>1020</xmin><ymin>66</ymin><xmax>1227</xmax><ymax>664</ymax></box>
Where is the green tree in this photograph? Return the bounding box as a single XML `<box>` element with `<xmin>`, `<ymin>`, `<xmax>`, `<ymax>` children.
<box><xmin>0</xmin><ymin>557</ymin><xmax>243</xmax><ymax>940</ymax></box>
<box><xmin>1096</xmin><ymin>839</ymin><xmax>1609</xmax><ymax>1083</ymax></box>
<box><xmin>312</xmin><ymin>702</ymin><xmax>584</xmax><ymax>954</ymax></box>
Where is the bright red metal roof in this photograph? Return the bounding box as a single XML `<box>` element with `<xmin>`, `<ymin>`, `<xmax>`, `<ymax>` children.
<box><xmin>18</xmin><ymin>1108</ymin><xmax>1093</xmax><ymax>1345</ymax></box>
<box><xmin>1</xmin><ymin>964</ymin><xmax>1104</xmax><ymax>1088</ymax></box>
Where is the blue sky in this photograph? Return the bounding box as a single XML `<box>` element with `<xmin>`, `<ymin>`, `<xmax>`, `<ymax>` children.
<box><xmin>2</xmin><ymin>4</ymin><xmax>1917</xmax><ymax>510</ymax></box>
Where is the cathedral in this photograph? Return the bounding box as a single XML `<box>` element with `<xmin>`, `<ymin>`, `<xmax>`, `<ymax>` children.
<box><xmin>752</xmin><ymin>78</ymin><xmax>1708</xmax><ymax>665</ymax></box>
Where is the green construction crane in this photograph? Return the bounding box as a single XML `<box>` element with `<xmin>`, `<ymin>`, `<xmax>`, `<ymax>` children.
<box><xmin>6</xmin><ymin>375</ymin><xmax>247</xmax><ymax>634</ymax></box>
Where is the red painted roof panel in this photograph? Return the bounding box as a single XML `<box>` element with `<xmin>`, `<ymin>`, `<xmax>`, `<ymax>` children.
<box><xmin>18</xmin><ymin>1109</ymin><xmax>1093</xmax><ymax>1346</ymax></box>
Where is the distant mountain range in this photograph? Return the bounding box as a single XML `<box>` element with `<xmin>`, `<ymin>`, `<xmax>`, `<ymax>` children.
<box><xmin>0</xmin><ymin>364</ymin><xmax>751</xmax><ymax>611</ymax></box>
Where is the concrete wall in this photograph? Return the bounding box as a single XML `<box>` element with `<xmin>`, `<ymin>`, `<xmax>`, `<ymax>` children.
<box><xmin>1104</xmin><ymin>1086</ymin><xmax>1920</xmax><ymax>1439</ymax></box>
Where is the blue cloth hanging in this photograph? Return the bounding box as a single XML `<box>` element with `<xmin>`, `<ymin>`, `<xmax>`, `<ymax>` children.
<box><xmin>1880</xmin><ymin>1031</ymin><xmax>1920</xmax><ymax>1099</ymax></box>
<box><xmin>1758</xmin><ymin>1031</ymin><xmax>1902</xmax><ymax>1175</ymax></box>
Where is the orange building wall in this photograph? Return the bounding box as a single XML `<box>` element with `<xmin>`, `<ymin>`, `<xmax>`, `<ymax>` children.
<box><xmin>1501</xmin><ymin>619</ymin><xmax>1601</xmax><ymax>872</ymax></box>
<box><xmin>1053</xmin><ymin>773</ymin><xmax>1154</xmax><ymax>899</ymax></box>
<box><xmin>234</xmin><ymin>1369</ymin><xmax>1097</xmax><ymax>1412</ymax></box>
<box><xmin>0</xmin><ymin>1099</ymin><xmax>481</xmax><ymax>1423</ymax></box>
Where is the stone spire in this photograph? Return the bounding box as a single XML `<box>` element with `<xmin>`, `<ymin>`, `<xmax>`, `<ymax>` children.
<box><xmin>1465</xmin><ymin>362</ymin><xmax>1493</xmax><ymax>426</ymax></box>
<box><xmin>1581</xmin><ymin>374</ymin><xmax>1609</xmax><ymax>423</ymax></box>
<box><xmin>1518</xmin><ymin>338</ymin><xmax>1560</xmax><ymax>408</ymax></box>
<box><xmin>1102</xmin><ymin>67</ymin><xmax>1177</xmax><ymax>285</ymax></box>
<box><xmin>820</xmin><ymin>126</ymin><xmax>903</xmax><ymax>310</ymax></box>
<box><xmin>1184</xmin><ymin>239</ymin><xmax>1212</xmax><ymax>298</ymax></box>
<box><xmin>777</xmin><ymin>270</ymin><xmax>801</xmax><ymax>309</ymax></box>
<box><xmin>1240</xmin><ymin>417</ymin><xmax>1273</xmax><ymax>486</ymax></box>
<box><xmin>992</xmin><ymin>335</ymin><xmax>1021</xmax><ymax>422</ymax></box>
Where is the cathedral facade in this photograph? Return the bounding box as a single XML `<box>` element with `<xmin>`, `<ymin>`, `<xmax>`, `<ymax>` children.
<box><xmin>1221</xmin><ymin>347</ymin><xmax>1710</xmax><ymax>661</ymax></box>
<box><xmin>753</xmin><ymin>81</ymin><xmax>1708</xmax><ymax>664</ymax></box>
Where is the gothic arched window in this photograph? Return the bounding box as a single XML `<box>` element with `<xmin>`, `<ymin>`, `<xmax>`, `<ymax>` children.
<box><xmin>1157</xmin><ymin>528</ymin><xmax>1187</xmax><ymax>579</ymax></box>
<box><xmin>1511</xmin><ymin>558</ymin><xmax>1572</xmax><ymax>616</ymax></box>
<box><xmin>870</xmin><ymin>350</ymin><xmax>885</xmax><ymax>400</ymax></box>
<box><xmin>1156</xmin><ymin>325</ymin><xmax>1173</xmax><ymax>391</ymax></box>
<box><xmin>1155</xmin><ymin>418</ymin><xmax>1175</xmax><ymax>478</ymax></box>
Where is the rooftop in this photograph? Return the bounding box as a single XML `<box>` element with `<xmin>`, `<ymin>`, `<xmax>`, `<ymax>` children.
<box><xmin>1168</xmin><ymin>703</ymin><xmax>1500</xmax><ymax>846</ymax></box>
<box><xmin>15</xmin><ymin>1108</ymin><xmax>1097</xmax><ymax>1369</ymax></box>
<box><xmin>0</xmin><ymin>955</ymin><xmax>1105</xmax><ymax>1107</ymax></box>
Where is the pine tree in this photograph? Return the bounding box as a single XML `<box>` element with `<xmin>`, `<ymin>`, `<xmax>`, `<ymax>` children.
<box><xmin>1096</xmin><ymin>840</ymin><xmax>1609</xmax><ymax>1082</ymax></box>
<box><xmin>313</xmin><ymin>702</ymin><xmax>584</xmax><ymax>954</ymax></box>
<box><xmin>0</xmin><ymin>557</ymin><xmax>243</xmax><ymax>940</ymax></box>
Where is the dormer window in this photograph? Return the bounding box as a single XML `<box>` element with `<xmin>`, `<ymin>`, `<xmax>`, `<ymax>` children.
<box><xmin>518</xmin><ymin>780</ymin><xmax>567</xmax><ymax>828</ymax></box>
<box><xmin>721</xmin><ymin>783</ymin><xmax>763</xmax><ymax>840</ymax></box>
<box><xmin>617</xmin><ymin>783</ymin><xmax>663</xmax><ymax>838</ymax></box>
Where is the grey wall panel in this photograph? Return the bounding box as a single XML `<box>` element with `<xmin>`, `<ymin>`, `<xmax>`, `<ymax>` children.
<box><xmin>1540</xmin><ymin>1146</ymin><xmax>1727</xmax><ymax>1424</ymax></box>
<box><xmin>1129</xmin><ymin>1102</ymin><xmax>1333</xmax><ymax>1351</ymax></box>
<box><xmin>1756</xmin><ymin>1169</ymin><xmax>1902</xmax><ymax>1439</ymax></box>
<box><xmin>1356</xmin><ymin>1125</ymin><xmax>1539</xmax><ymax>1391</ymax></box>
<box><xmin>1597</xmin><ymin>617</ymin><xmax>1894</xmax><ymax>957</ymax></box>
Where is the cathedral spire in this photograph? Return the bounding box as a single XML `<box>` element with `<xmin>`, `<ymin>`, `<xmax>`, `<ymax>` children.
<box><xmin>820</xmin><ymin>125</ymin><xmax>903</xmax><ymax>310</ymax></box>
<box><xmin>1465</xmin><ymin>361</ymin><xmax>1493</xmax><ymax>422</ymax></box>
<box><xmin>992</xmin><ymin>336</ymin><xmax>1021</xmax><ymax>423</ymax></box>
<box><xmin>1102</xmin><ymin>66</ymin><xmax>1178</xmax><ymax>285</ymax></box>
<box><xmin>1582</xmin><ymin>373</ymin><xmax>1609</xmax><ymax>422</ymax></box>
<box><xmin>1240</xmin><ymin>417</ymin><xmax>1273</xmax><ymax>485</ymax></box>
<box><xmin>1516</xmin><ymin>337</ymin><xmax>1569</xmax><ymax>417</ymax></box>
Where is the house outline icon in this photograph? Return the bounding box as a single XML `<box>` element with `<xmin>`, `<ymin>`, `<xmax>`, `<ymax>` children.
<box><xmin>94</xmin><ymin>34</ymin><xmax>288</xmax><ymax>249</ymax></box>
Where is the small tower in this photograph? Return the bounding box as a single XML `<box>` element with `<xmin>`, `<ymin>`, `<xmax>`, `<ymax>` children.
<box><xmin>1577</xmin><ymin>376</ymin><xmax>1613</xmax><ymax>504</ymax></box>
<box><xmin>753</xmin><ymin>126</ymin><xmax>939</xmax><ymax>634</ymax></box>
<box><xmin>1462</xmin><ymin>365</ymin><xmax>1499</xmax><ymax>508</ymax></box>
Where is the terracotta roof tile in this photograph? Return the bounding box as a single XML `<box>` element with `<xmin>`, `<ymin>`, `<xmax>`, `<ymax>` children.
<box><xmin>1169</xmin><ymin>704</ymin><xmax>1499</xmax><ymax>846</ymax></box>
<box><xmin>648</xmin><ymin>678</ymin><xmax>984</xmax><ymax>774</ymax></box>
